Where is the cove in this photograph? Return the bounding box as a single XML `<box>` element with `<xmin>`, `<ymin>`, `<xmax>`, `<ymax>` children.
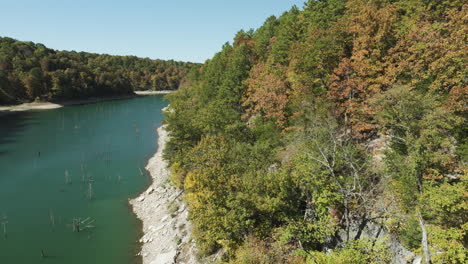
<box><xmin>0</xmin><ymin>95</ymin><xmax>168</xmax><ymax>264</ymax></box>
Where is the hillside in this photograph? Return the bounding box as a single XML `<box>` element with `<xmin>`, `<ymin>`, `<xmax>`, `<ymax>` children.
<box><xmin>164</xmin><ymin>0</ymin><xmax>467</xmax><ymax>263</ymax></box>
<box><xmin>0</xmin><ymin>37</ymin><xmax>199</xmax><ymax>104</ymax></box>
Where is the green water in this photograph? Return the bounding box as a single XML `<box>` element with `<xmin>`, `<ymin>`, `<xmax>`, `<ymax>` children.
<box><xmin>0</xmin><ymin>96</ymin><xmax>168</xmax><ymax>264</ymax></box>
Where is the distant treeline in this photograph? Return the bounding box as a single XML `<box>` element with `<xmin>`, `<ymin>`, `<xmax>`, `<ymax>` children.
<box><xmin>0</xmin><ymin>37</ymin><xmax>199</xmax><ymax>104</ymax></box>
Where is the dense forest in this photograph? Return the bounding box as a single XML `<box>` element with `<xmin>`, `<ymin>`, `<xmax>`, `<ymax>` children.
<box><xmin>0</xmin><ymin>37</ymin><xmax>198</xmax><ymax>104</ymax></box>
<box><xmin>164</xmin><ymin>0</ymin><xmax>467</xmax><ymax>263</ymax></box>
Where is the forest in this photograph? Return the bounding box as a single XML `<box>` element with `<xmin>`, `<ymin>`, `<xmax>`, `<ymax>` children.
<box><xmin>0</xmin><ymin>37</ymin><xmax>198</xmax><ymax>104</ymax></box>
<box><xmin>164</xmin><ymin>0</ymin><xmax>467</xmax><ymax>263</ymax></box>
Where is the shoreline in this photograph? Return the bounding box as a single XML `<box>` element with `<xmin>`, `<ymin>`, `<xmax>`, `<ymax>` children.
<box><xmin>0</xmin><ymin>90</ymin><xmax>175</xmax><ymax>116</ymax></box>
<box><xmin>134</xmin><ymin>90</ymin><xmax>174</xmax><ymax>95</ymax></box>
<box><xmin>129</xmin><ymin>124</ymin><xmax>198</xmax><ymax>264</ymax></box>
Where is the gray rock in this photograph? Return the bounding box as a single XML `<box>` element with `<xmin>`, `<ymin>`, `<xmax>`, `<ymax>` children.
<box><xmin>335</xmin><ymin>220</ymin><xmax>420</xmax><ymax>264</ymax></box>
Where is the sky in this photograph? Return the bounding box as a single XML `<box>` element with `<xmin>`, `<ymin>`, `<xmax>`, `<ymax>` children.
<box><xmin>0</xmin><ymin>0</ymin><xmax>306</xmax><ymax>63</ymax></box>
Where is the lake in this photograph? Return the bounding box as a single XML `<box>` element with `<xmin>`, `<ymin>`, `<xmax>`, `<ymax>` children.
<box><xmin>0</xmin><ymin>95</ymin><xmax>168</xmax><ymax>264</ymax></box>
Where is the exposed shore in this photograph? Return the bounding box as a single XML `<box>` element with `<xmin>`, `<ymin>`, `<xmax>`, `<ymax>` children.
<box><xmin>129</xmin><ymin>124</ymin><xmax>198</xmax><ymax>264</ymax></box>
<box><xmin>135</xmin><ymin>90</ymin><xmax>174</xmax><ymax>95</ymax></box>
<box><xmin>0</xmin><ymin>91</ymin><xmax>174</xmax><ymax>116</ymax></box>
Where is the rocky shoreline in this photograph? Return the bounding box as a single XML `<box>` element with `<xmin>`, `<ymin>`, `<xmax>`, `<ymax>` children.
<box><xmin>129</xmin><ymin>125</ymin><xmax>198</xmax><ymax>264</ymax></box>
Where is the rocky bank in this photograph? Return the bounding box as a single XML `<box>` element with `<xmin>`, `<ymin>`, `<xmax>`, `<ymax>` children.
<box><xmin>130</xmin><ymin>125</ymin><xmax>198</xmax><ymax>264</ymax></box>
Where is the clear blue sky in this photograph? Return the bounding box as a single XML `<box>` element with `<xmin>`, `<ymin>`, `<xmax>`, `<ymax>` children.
<box><xmin>0</xmin><ymin>0</ymin><xmax>306</xmax><ymax>63</ymax></box>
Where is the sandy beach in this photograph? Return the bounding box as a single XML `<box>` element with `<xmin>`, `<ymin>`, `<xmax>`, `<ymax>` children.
<box><xmin>129</xmin><ymin>124</ymin><xmax>198</xmax><ymax>264</ymax></box>
<box><xmin>0</xmin><ymin>101</ymin><xmax>64</xmax><ymax>112</ymax></box>
<box><xmin>135</xmin><ymin>90</ymin><xmax>174</xmax><ymax>95</ymax></box>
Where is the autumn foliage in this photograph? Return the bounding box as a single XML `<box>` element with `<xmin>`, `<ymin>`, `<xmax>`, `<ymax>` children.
<box><xmin>243</xmin><ymin>63</ymin><xmax>289</xmax><ymax>127</ymax></box>
<box><xmin>165</xmin><ymin>1</ymin><xmax>467</xmax><ymax>263</ymax></box>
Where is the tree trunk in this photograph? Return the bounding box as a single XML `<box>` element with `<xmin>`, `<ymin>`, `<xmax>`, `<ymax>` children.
<box><xmin>344</xmin><ymin>198</ymin><xmax>350</xmax><ymax>241</ymax></box>
<box><xmin>417</xmin><ymin>210</ymin><xmax>431</xmax><ymax>264</ymax></box>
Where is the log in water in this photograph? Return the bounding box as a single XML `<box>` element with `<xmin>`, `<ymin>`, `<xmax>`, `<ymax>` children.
<box><xmin>0</xmin><ymin>95</ymin><xmax>168</xmax><ymax>264</ymax></box>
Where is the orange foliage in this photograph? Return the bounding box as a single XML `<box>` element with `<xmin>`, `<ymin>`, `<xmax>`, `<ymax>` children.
<box><xmin>386</xmin><ymin>4</ymin><xmax>467</xmax><ymax>95</ymax></box>
<box><xmin>327</xmin><ymin>0</ymin><xmax>399</xmax><ymax>138</ymax></box>
<box><xmin>233</xmin><ymin>31</ymin><xmax>256</xmax><ymax>49</ymax></box>
<box><xmin>446</xmin><ymin>85</ymin><xmax>468</xmax><ymax>114</ymax></box>
<box><xmin>243</xmin><ymin>63</ymin><xmax>289</xmax><ymax>127</ymax></box>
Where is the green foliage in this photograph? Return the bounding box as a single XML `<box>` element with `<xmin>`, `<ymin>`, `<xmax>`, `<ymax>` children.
<box><xmin>306</xmin><ymin>238</ymin><xmax>391</xmax><ymax>264</ymax></box>
<box><xmin>269</xmin><ymin>6</ymin><xmax>303</xmax><ymax>65</ymax></box>
<box><xmin>374</xmin><ymin>86</ymin><xmax>466</xmax><ymax>262</ymax></box>
<box><xmin>419</xmin><ymin>176</ymin><xmax>468</xmax><ymax>227</ymax></box>
<box><xmin>228</xmin><ymin>236</ymin><xmax>305</xmax><ymax>264</ymax></box>
<box><xmin>0</xmin><ymin>37</ymin><xmax>198</xmax><ymax>104</ymax></box>
<box><xmin>374</xmin><ymin>86</ymin><xmax>462</xmax><ymax>208</ymax></box>
<box><xmin>427</xmin><ymin>224</ymin><xmax>467</xmax><ymax>264</ymax></box>
<box><xmin>183</xmin><ymin>135</ymin><xmax>251</xmax><ymax>254</ymax></box>
<box><xmin>252</xmin><ymin>16</ymin><xmax>279</xmax><ymax>61</ymax></box>
<box><xmin>303</xmin><ymin>0</ymin><xmax>346</xmax><ymax>29</ymax></box>
<box><xmin>397</xmin><ymin>215</ymin><xmax>422</xmax><ymax>250</ymax></box>
<box><xmin>164</xmin><ymin>1</ymin><xmax>467</xmax><ymax>262</ymax></box>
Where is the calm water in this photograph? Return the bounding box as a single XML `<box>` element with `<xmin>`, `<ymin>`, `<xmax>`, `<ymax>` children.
<box><xmin>0</xmin><ymin>96</ymin><xmax>167</xmax><ymax>264</ymax></box>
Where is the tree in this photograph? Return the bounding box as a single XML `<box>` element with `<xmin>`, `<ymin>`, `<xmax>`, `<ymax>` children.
<box><xmin>252</xmin><ymin>16</ymin><xmax>279</xmax><ymax>61</ymax></box>
<box><xmin>290</xmin><ymin>108</ymin><xmax>378</xmax><ymax>243</ymax></box>
<box><xmin>374</xmin><ymin>86</ymin><xmax>464</xmax><ymax>264</ymax></box>
<box><xmin>0</xmin><ymin>37</ymin><xmax>198</xmax><ymax>104</ymax></box>
<box><xmin>327</xmin><ymin>0</ymin><xmax>399</xmax><ymax>138</ymax></box>
<box><xmin>162</xmin><ymin>2</ymin><xmax>467</xmax><ymax>262</ymax></box>
<box><xmin>243</xmin><ymin>63</ymin><xmax>289</xmax><ymax>127</ymax></box>
<box><xmin>23</xmin><ymin>67</ymin><xmax>43</xmax><ymax>100</ymax></box>
<box><xmin>183</xmin><ymin>135</ymin><xmax>248</xmax><ymax>254</ymax></box>
<box><xmin>269</xmin><ymin>6</ymin><xmax>304</xmax><ymax>65</ymax></box>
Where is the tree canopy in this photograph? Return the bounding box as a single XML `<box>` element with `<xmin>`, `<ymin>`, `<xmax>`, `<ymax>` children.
<box><xmin>0</xmin><ymin>37</ymin><xmax>199</xmax><ymax>104</ymax></box>
<box><xmin>165</xmin><ymin>1</ymin><xmax>467</xmax><ymax>263</ymax></box>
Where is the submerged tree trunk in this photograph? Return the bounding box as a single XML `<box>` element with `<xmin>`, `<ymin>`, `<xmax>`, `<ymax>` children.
<box><xmin>417</xmin><ymin>210</ymin><xmax>431</xmax><ymax>264</ymax></box>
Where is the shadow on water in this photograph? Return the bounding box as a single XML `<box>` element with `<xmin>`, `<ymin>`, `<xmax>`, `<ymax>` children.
<box><xmin>0</xmin><ymin>111</ymin><xmax>37</xmax><ymax>156</ymax></box>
